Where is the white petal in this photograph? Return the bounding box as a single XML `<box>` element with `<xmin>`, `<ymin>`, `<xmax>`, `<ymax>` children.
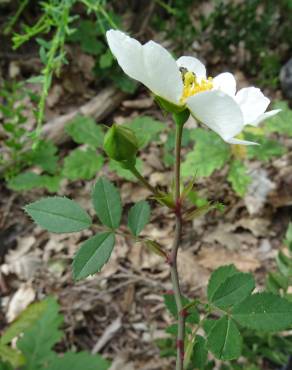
<box><xmin>213</xmin><ymin>72</ymin><xmax>236</xmax><ymax>96</ymax></box>
<box><xmin>227</xmin><ymin>138</ymin><xmax>258</xmax><ymax>145</ymax></box>
<box><xmin>106</xmin><ymin>30</ymin><xmax>183</xmax><ymax>104</ymax></box>
<box><xmin>235</xmin><ymin>87</ymin><xmax>270</xmax><ymax>124</ymax></box>
<box><xmin>248</xmin><ymin>109</ymin><xmax>281</xmax><ymax>127</ymax></box>
<box><xmin>176</xmin><ymin>56</ymin><xmax>206</xmax><ymax>79</ymax></box>
<box><xmin>186</xmin><ymin>90</ymin><xmax>244</xmax><ymax>142</ymax></box>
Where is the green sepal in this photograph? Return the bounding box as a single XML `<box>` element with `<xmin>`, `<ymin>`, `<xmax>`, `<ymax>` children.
<box><xmin>103</xmin><ymin>124</ymin><xmax>138</xmax><ymax>167</ymax></box>
<box><xmin>155</xmin><ymin>95</ymin><xmax>185</xmax><ymax>114</ymax></box>
<box><xmin>153</xmin><ymin>190</ymin><xmax>175</xmax><ymax>208</ymax></box>
<box><xmin>173</xmin><ymin>109</ymin><xmax>190</xmax><ymax>126</ymax></box>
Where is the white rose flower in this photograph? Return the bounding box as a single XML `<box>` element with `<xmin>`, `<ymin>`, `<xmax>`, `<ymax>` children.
<box><xmin>106</xmin><ymin>30</ymin><xmax>280</xmax><ymax>145</ymax></box>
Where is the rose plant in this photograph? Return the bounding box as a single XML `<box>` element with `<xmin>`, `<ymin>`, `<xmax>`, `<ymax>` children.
<box><xmin>25</xmin><ymin>30</ymin><xmax>292</xmax><ymax>370</ymax></box>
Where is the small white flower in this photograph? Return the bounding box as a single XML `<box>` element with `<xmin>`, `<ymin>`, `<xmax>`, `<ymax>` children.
<box><xmin>106</xmin><ymin>30</ymin><xmax>280</xmax><ymax>145</ymax></box>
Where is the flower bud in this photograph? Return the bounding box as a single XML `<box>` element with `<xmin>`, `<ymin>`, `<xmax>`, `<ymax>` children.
<box><xmin>103</xmin><ymin>124</ymin><xmax>139</xmax><ymax>167</ymax></box>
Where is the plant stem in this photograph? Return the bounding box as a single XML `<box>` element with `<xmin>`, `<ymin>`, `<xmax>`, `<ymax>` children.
<box><xmin>170</xmin><ymin>123</ymin><xmax>185</xmax><ymax>370</ymax></box>
<box><xmin>129</xmin><ymin>166</ymin><xmax>158</xmax><ymax>195</ymax></box>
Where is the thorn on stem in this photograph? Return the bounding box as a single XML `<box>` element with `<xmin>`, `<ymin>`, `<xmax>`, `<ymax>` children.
<box><xmin>174</xmin><ymin>198</ymin><xmax>182</xmax><ymax>216</ymax></box>
<box><xmin>176</xmin><ymin>339</ymin><xmax>185</xmax><ymax>360</ymax></box>
<box><xmin>180</xmin><ymin>308</ymin><xmax>189</xmax><ymax>318</ymax></box>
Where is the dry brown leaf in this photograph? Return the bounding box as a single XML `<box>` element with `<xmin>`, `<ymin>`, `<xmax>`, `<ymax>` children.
<box><xmin>235</xmin><ymin>218</ymin><xmax>271</xmax><ymax>237</ymax></box>
<box><xmin>178</xmin><ymin>250</ymin><xmax>209</xmax><ymax>289</ymax></box>
<box><xmin>203</xmin><ymin>223</ymin><xmax>240</xmax><ymax>250</ymax></box>
<box><xmin>198</xmin><ymin>246</ymin><xmax>260</xmax><ymax>272</ymax></box>
<box><xmin>6</xmin><ymin>283</ymin><xmax>35</xmax><ymax>322</ymax></box>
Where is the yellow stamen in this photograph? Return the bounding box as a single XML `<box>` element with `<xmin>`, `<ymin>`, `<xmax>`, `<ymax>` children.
<box><xmin>181</xmin><ymin>71</ymin><xmax>213</xmax><ymax>103</ymax></box>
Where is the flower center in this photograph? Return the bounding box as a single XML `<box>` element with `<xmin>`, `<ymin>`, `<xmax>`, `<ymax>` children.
<box><xmin>180</xmin><ymin>71</ymin><xmax>213</xmax><ymax>103</ymax></box>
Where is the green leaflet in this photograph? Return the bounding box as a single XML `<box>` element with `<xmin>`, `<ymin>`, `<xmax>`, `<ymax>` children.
<box><xmin>265</xmin><ymin>101</ymin><xmax>292</xmax><ymax>136</ymax></box>
<box><xmin>227</xmin><ymin>160</ymin><xmax>251</xmax><ymax>197</ymax></box>
<box><xmin>211</xmin><ymin>272</ymin><xmax>255</xmax><ymax>309</ymax></box>
<box><xmin>127</xmin><ymin>200</ymin><xmax>151</xmax><ymax>236</ymax></box>
<box><xmin>189</xmin><ymin>335</ymin><xmax>208</xmax><ymax>369</ymax></box>
<box><xmin>247</xmin><ymin>135</ymin><xmax>286</xmax><ymax>161</ymax></box>
<box><xmin>62</xmin><ymin>148</ymin><xmax>104</xmax><ymax>180</ymax></box>
<box><xmin>0</xmin><ymin>300</ymin><xmax>49</xmax><ymax>345</ymax></box>
<box><xmin>0</xmin><ymin>344</ymin><xmax>24</xmax><ymax>368</ymax></box>
<box><xmin>109</xmin><ymin>158</ymin><xmax>143</xmax><ymax>181</ymax></box>
<box><xmin>17</xmin><ymin>298</ymin><xmax>63</xmax><ymax>370</ymax></box>
<box><xmin>66</xmin><ymin>115</ymin><xmax>104</xmax><ymax>148</ymax></box>
<box><xmin>207</xmin><ymin>265</ymin><xmax>238</xmax><ymax>301</ymax></box>
<box><xmin>72</xmin><ymin>232</ymin><xmax>115</xmax><ymax>280</ymax></box>
<box><xmin>207</xmin><ymin>316</ymin><xmax>242</xmax><ymax>360</ymax></box>
<box><xmin>24</xmin><ymin>197</ymin><xmax>92</xmax><ymax>233</ymax></box>
<box><xmin>232</xmin><ymin>292</ymin><xmax>292</xmax><ymax>331</ymax></box>
<box><xmin>92</xmin><ymin>177</ymin><xmax>122</xmax><ymax>229</ymax></box>
<box><xmin>8</xmin><ymin>172</ymin><xmax>60</xmax><ymax>192</ymax></box>
<box><xmin>181</xmin><ymin>128</ymin><xmax>230</xmax><ymax>178</ymax></box>
<box><xmin>28</xmin><ymin>140</ymin><xmax>59</xmax><ymax>174</ymax></box>
<box><xmin>46</xmin><ymin>351</ymin><xmax>110</xmax><ymax>370</ymax></box>
<box><xmin>125</xmin><ymin>116</ymin><xmax>164</xmax><ymax>148</ymax></box>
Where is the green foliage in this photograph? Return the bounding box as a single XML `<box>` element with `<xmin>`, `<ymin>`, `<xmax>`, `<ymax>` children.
<box><xmin>232</xmin><ymin>292</ymin><xmax>292</xmax><ymax>331</ymax></box>
<box><xmin>181</xmin><ymin>128</ymin><xmax>230</xmax><ymax>178</ymax></box>
<box><xmin>27</xmin><ymin>140</ymin><xmax>59</xmax><ymax>174</ymax></box>
<box><xmin>65</xmin><ymin>116</ymin><xmax>104</xmax><ymax>148</ymax></box>
<box><xmin>24</xmin><ymin>197</ymin><xmax>92</xmax><ymax>233</ymax></box>
<box><xmin>227</xmin><ymin>161</ymin><xmax>251</xmax><ymax>197</ymax></box>
<box><xmin>207</xmin><ymin>316</ymin><xmax>242</xmax><ymax>360</ymax></box>
<box><xmin>92</xmin><ymin>177</ymin><xmax>122</xmax><ymax>229</ymax></box>
<box><xmin>127</xmin><ymin>201</ymin><xmax>151</xmax><ymax>236</ymax></box>
<box><xmin>0</xmin><ymin>298</ymin><xmax>110</xmax><ymax>370</ymax></box>
<box><xmin>46</xmin><ymin>351</ymin><xmax>110</xmax><ymax>370</ymax></box>
<box><xmin>14</xmin><ymin>0</ymin><xmax>75</xmax><ymax>132</ymax></box>
<box><xmin>0</xmin><ymin>346</ymin><xmax>23</xmax><ymax>369</ymax></box>
<box><xmin>125</xmin><ymin>116</ymin><xmax>165</xmax><ymax>148</ymax></box>
<box><xmin>7</xmin><ymin>172</ymin><xmax>61</xmax><ymax>192</ymax></box>
<box><xmin>247</xmin><ymin>135</ymin><xmax>286</xmax><ymax>161</ymax></box>
<box><xmin>162</xmin><ymin>250</ymin><xmax>292</xmax><ymax>367</ymax></box>
<box><xmin>72</xmin><ymin>232</ymin><xmax>115</xmax><ymax>280</ymax></box>
<box><xmin>189</xmin><ymin>335</ymin><xmax>208</xmax><ymax>370</ymax></box>
<box><xmin>199</xmin><ymin>0</ymin><xmax>291</xmax><ymax>86</ymax></box>
<box><xmin>210</xmin><ymin>272</ymin><xmax>255</xmax><ymax>309</ymax></box>
<box><xmin>62</xmin><ymin>148</ymin><xmax>104</xmax><ymax>180</ymax></box>
<box><xmin>207</xmin><ymin>265</ymin><xmax>238</xmax><ymax>301</ymax></box>
<box><xmin>67</xmin><ymin>20</ymin><xmax>104</xmax><ymax>56</ymax></box>
<box><xmin>265</xmin><ymin>101</ymin><xmax>292</xmax><ymax>136</ymax></box>
<box><xmin>163</xmin><ymin>294</ymin><xmax>199</xmax><ymax>324</ymax></box>
<box><xmin>108</xmin><ymin>158</ymin><xmax>143</xmax><ymax>181</ymax></box>
<box><xmin>266</xmin><ymin>223</ymin><xmax>292</xmax><ymax>298</ymax></box>
<box><xmin>0</xmin><ymin>81</ymin><xmax>34</xmax><ymax>178</ymax></box>
<box><xmin>0</xmin><ymin>300</ymin><xmax>50</xmax><ymax>345</ymax></box>
<box><xmin>17</xmin><ymin>298</ymin><xmax>63</xmax><ymax>370</ymax></box>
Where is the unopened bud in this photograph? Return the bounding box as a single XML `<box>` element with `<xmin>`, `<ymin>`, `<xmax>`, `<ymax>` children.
<box><xmin>103</xmin><ymin>124</ymin><xmax>139</xmax><ymax>167</ymax></box>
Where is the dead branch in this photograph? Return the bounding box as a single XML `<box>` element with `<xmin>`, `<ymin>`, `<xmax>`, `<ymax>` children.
<box><xmin>42</xmin><ymin>85</ymin><xmax>127</xmax><ymax>145</ymax></box>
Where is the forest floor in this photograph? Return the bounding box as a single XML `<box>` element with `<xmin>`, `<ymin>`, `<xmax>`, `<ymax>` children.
<box><xmin>0</xmin><ymin>34</ymin><xmax>292</xmax><ymax>370</ymax></box>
